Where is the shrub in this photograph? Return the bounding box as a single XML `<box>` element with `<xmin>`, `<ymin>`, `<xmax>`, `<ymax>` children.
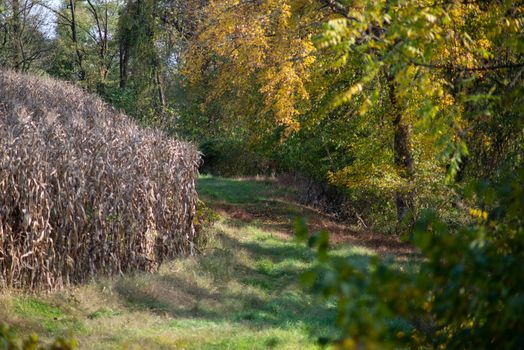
<box><xmin>297</xmin><ymin>170</ymin><xmax>524</xmax><ymax>349</ymax></box>
<box><xmin>0</xmin><ymin>70</ymin><xmax>201</xmax><ymax>290</ymax></box>
<box><xmin>199</xmin><ymin>138</ymin><xmax>274</xmax><ymax>177</ymax></box>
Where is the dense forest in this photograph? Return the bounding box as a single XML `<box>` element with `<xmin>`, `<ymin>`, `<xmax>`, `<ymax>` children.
<box><xmin>1</xmin><ymin>0</ymin><xmax>523</xmax><ymax>348</ymax></box>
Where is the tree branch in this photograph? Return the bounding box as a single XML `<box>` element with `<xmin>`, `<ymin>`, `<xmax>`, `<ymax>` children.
<box><xmin>320</xmin><ymin>0</ymin><xmax>359</xmax><ymax>21</ymax></box>
<box><xmin>413</xmin><ymin>61</ymin><xmax>524</xmax><ymax>72</ymax></box>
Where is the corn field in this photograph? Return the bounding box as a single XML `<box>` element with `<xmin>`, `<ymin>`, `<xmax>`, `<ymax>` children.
<box><xmin>0</xmin><ymin>70</ymin><xmax>201</xmax><ymax>290</ymax></box>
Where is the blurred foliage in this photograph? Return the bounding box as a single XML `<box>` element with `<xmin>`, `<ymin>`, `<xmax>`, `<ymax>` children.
<box><xmin>297</xmin><ymin>170</ymin><xmax>524</xmax><ymax>349</ymax></box>
<box><xmin>0</xmin><ymin>323</ymin><xmax>77</xmax><ymax>350</ymax></box>
<box><xmin>291</xmin><ymin>3</ymin><xmax>524</xmax><ymax>344</ymax></box>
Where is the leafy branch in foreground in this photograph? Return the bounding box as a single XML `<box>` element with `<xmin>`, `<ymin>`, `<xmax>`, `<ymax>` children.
<box><xmin>0</xmin><ymin>323</ymin><xmax>77</xmax><ymax>350</ymax></box>
<box><xmin>296</xmin><ymin>170</ymin><xmax>524</xmax><ymax>349</ymax></box>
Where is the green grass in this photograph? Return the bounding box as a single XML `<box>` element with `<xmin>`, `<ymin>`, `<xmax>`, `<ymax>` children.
<box><xmin>0</xmin><ymin>175</ymin><xmax>396</xmax><ymax>349</ymax></box>
<box><xmin>7</xmin><ymin>297</ymin><xmax>85</xmax><ymax>335</ymax></box>
<box><xmin>198</xmin><ymin>175</ymin><xmax>291</xmax><ymax>204</ymax></box>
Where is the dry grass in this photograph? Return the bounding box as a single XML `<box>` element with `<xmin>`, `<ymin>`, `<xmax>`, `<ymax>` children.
<box><xmin>0</xmin><ymin>70</ymin><xmax>201</xmax><ymax>290</ymax></box>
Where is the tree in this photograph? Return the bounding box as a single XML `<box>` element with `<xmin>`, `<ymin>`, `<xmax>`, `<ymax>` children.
<box><xmin>0</xmin><ymin>0</ymin><xmax>51</xmax><ymax>72</ymax></box>
<box><xmin>295</xmin><ymin>0</ymin><xmax>524</xmax><ymax>345</ymax></box>
<box><xmin>117</xmin><ymin>0</ymin><xmax>172</xmax><ymax>120</ymax></box>
<box><xmin>41</xmin><ymin>0</ymin><xmax>122</xmax><ymax>86</ymax></box>
<box><xmin>177</xmin><ymin>0</ymin><xmax>444</xmax><ymax>228</ymax></box>
<box><xmin>317</xmin><ymin>0</ymin><xmax>523</xmax><ymax>221</ymax></box>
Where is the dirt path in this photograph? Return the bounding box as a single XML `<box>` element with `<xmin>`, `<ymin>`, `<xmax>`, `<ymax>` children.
<box><xmin>199</xmin><ymin>176</ymin><xmax>417</xmax><ymax>259</ymax></box>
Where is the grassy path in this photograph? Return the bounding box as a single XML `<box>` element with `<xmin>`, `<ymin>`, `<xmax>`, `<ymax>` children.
<box><xmin>1</xmin><ymin>176</ymin><xmax>409</xmax><ymax>349</ymax></box>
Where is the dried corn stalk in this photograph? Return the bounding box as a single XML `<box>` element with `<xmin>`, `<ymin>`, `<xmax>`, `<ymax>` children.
<box><xmin>0</xmin><ymin>70</ymin><xmax>201</xmax><ymax>290</ymax></box>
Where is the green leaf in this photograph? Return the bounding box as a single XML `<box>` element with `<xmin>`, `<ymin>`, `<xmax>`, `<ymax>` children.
<box><xmin>294</xmin><ymin>216</ymin><xmax>308</xmax><ymax>242</ymax></box>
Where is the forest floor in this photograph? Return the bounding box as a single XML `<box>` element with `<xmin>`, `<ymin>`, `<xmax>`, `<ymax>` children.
<box><xmin>0</xmin><ymin>176</ymin><xmax>416</xmax><ymax>349</ymax></box>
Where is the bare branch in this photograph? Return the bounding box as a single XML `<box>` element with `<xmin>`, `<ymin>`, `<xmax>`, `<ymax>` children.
<box><xmin>413</xmin><ymin>61</ymin><xmax>524</xmax><ymax>72</ymax></box>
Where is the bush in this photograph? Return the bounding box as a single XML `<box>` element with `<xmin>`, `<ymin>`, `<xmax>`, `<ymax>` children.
<box><xmin>199</xmin><ymin>138</ymin><xmax>274</xmax><ymax>177</ymax></box>
<box><xmin>297</xmin><ymin>170</ymin><xmax>524</xmax><ymax>349</ymax></box>
<box><xmin>0</xmin><ymin>70</ymin><xmax>201</xmax><ymax>290</ymax></box>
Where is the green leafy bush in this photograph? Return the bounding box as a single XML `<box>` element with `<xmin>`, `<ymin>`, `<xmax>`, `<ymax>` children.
<box><xmin>199</xmin><ymin>138</ymin><xmax>275</xmax><ymax>177</ymax></box>
<box><xmin>297</xmin><ymin>170</ymin><xmax>524</xmax><ymax>349</ymax></box>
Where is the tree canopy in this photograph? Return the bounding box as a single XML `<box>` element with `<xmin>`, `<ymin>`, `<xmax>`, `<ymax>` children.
<box><xmin>0</xmin><ymin>0</ymin><xmax>522</xmax><ymax>347</ymax></box>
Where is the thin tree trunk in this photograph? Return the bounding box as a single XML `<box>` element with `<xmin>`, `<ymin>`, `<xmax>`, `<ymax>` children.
<box><xmin>388</xmin><ymin>74</ymin><xmax>415</xmax><ymax>226</ymax></box>
<box><xmin>119</xmin><ymin>38</ymin><xmax>129</xmax><ymax>88</ymax></box>
<box><xmin>11</xmin><ymin>0</ymin><xmax>22</xmax><ymax>71</ymax></box>
<box><xmin>155</xmin><ymin>67</ymin><xmax>166</xmax><ymax>110</ymax></box>
<box><xmin>86</xmin><ymin>0</ymin><xmax>108</xmax><ymax>81</ymax></box>
<box><xmin>69</xmin><ymin>0</ymin><xmax>85</xmax><ymax>80</ymax></box>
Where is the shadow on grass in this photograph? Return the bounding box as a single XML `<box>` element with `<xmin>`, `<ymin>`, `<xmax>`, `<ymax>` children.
<box><xmin>113</xmin><ymin>220</ymin><xmax>371</xmax><ymax>341</ymax></box>
<box><xmin>111</xmin><ymin>176</ymin><xmax>405</xmax><ymax>344</ymax></box>
<box><xmin>200</xmin><ymin>176</ymin><xmax>316</xmax><ymax>237</ymax></box>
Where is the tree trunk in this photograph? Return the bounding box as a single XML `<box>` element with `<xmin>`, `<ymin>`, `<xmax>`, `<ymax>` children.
<box><xmin>155</xmin><ymin>67</ymin><xmax>166</xmax><ymax>110</ymax></box>
<box><xmin>11</xmin><ymin>0</ymin><xmax>22</xmax><ymax>71</ymax></box>
<box><xmin>69</xmin><ymin>0</ymin><xmax>85</xmax><ymax>80</ymax></box>
<box><xmin>388</xmin><ymin>74</ymin><xmax>415</xmax><ymax>226</ymax></box>
<box><xmin>119</xmin><ymin>38</ymin><xmax>129</xmax><ymax>88</ymax></box>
